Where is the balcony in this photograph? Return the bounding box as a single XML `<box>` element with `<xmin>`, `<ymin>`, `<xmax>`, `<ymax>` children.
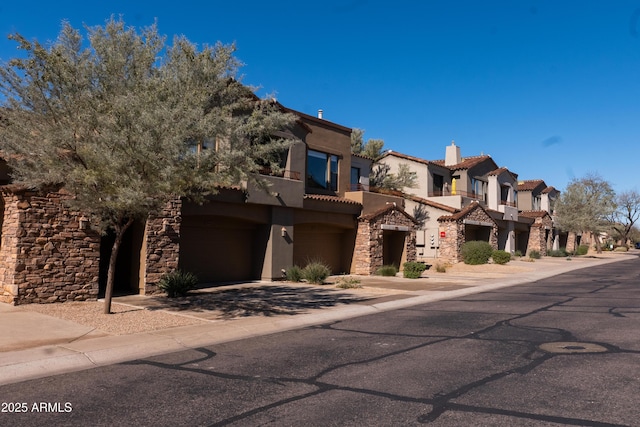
<box><xmin>428</xmin><ymin>190</ymin><xmax>484</xmax><ymax>201</ymax></box>
<box><xmin>259</xmin><ymin>168</ymin><xmax>302</xmax><ymax>181</ymax></box>
<box><xmin>349</xmin><ymin>183</ymin><xmax>370</xmax><ymax>192</ymax></box>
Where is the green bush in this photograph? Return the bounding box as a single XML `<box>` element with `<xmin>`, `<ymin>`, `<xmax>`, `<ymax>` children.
<box><xmin>376</xmin><ymin>265</ymin><xmax>398</xmax><ymax>276</ymax></box>
<box><xmin>528</xmin><ymin>250</ymin><xmax>541</xmax><ymax>259</ymax></box>
<box><xmin>461</xmin><ymin>241</ymin><xmax>493</xmax><ymax>265</ymax></box>
<box><xmin>513</xmin><ymin>250</ymin><xmax>523</xmax><ymax>257</ymax></box>
<box><xmin>403</xmin><ymin>261</ymin><xmax>427</xmax><ymax>279</ymax></box>
<box><xmin>158</xmin><ymin>270</ymin><xmax>198</xmax><ymax>298</ymax></box>
<box><xmin>549</xmin><ymin>248</ymin><xmax>569</xmax><ymax>257</ymax></box>
<box><xmin>302</xmin><ymin>261</ymin><xmax>331</xmax><ymax>284</ymax></box>
<box><xmin>285</xmin><ymin>265</ymin><xmax>303</xmax><ymax>282</ymax></box>
<box><xmin>491</xmin><ymin>250</ymin><xmax>511</xmax><ymax>265</ymax></box>
<box><xmin>576</xmin><ymin>245</ymin><xmax>589</xmax><ymax>255</ymax></box>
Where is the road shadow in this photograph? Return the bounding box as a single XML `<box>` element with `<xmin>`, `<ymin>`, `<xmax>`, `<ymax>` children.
<box><xmin>141</xmin><ymin>285</ymin><xmax>372</xmax><ymax>319</ymax></box>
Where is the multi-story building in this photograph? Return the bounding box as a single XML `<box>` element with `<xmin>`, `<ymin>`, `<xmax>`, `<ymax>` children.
<box><xmin>379</xmin><ymin>141</ymin><xmax>559</xmax><ymax>262</ymax></box>
<box><xmin>0</xmin><ymin>107</ymin><xmax>418</xmax><ymax>305</ymax></box>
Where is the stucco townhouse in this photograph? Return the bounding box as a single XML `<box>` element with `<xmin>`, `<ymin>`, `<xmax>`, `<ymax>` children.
<box><xmin>0</xmin><ymin>107</ymin><xmax>418</xmax><ymax>305</ymax></box>
<box><xmin>378</xmin><ymin>141</ymin><xmax>562</xmax><ymax>263</ymax></box>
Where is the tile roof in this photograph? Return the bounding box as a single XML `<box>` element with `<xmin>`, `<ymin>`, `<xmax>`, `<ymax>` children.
<box><xmin>488</xmin><ymin>167</ymin><xmax>518</xmax><ymax>180</ymax></box>
<box><xmin>438</xmin><ymin>201</ymin><xmax>485</xmax><ymax>221</ymax></box>
<box><xmin>304</xmin><ymin>194</ymin><xmax>362</xmax><ymax>205</ymax></box>
<box><xmin>359</xmin><ymin>202</ymin><xmax>417</xmax><ymax>223</ymax></box>
<box><xmin>541</xmin><ymin>186</ymin><xmax>558</xmax><ymax>194</ymax></box>
<box><xmin>379</xmin><ymin>150</ymin><xmax>432</xmax><ymax>166</ymax></box>
<box><xmin>431</xmin><ymin>155</ymin><xmax>494</xmax><ymax>171</ymax></box>
<box><xmin>517</xmin><ymin>179</ymin><xmax>546</xmax><ymax>191</ymax></box>
<box><xmin>405</xmin><ymin>194</ymin><xmax>458</xmax><ymax>213</ymax></box>
<box><xmin>519</xmin><ymin>210</ymin><xmax>551</xmax><ymax>218</ymax></box>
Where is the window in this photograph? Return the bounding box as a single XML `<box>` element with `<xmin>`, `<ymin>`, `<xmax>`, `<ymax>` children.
<box><xmin>433</xmin><ymin>174</ymin><xmax>444</xmax><ymax>194</ymax></box>
<box><xmin>307</xmin><ymin>149</ymin><xmax>338</xmax><ymax>191</ymax></box>
<box><xmin>351</xmin><ymin>167</ymin><xmax>361</xmax><ymax>190</ymax></box>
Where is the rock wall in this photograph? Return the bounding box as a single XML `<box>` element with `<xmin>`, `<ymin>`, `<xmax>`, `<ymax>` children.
<box><xmin>0</xmin><ymin>189</ymin><xmax>100</xmax><ymax>305</ymax></box>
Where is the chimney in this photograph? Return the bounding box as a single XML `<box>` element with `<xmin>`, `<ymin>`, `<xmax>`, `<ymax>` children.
<box><xmin>317</xmin><ymin>109</ymin><xmax>323</xmax><ymax>119</ymax></box>
<box><xmin>445</xmin><ymin>140</ymin><xmax>461</xmax><ymax>166</ymax></box>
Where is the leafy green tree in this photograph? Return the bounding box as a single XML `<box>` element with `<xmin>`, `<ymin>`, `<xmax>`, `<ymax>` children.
<box><xmin>554</xmin><ymin>173</ymin><xmax>616</xmax><ymax>253</ymax></box>
<box><xmin>370</xmin><ymin>162</ymin><xmax>418</xmax><ymax>192</ymax></box>
<box><xmin>350</xmin><ymin>127</ymin><xmax>384</xmax><ymax>160</ymax></box>
<box><xmin>0</xmin><ymin>18</ymin><xmax>295</xmax><ymax>312</ymax></box>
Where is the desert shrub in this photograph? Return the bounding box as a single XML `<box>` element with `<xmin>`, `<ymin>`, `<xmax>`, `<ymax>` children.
<box><xmin>285</xmin><ymin>265</ymin><xmax>303</xmax><ymax>282</ymax></box>
<box><xmin>302</xmin><ymin>261</ymin><xmax>331</xmax><ymax>284</ymax></box>
<box><xmin>376</xmin><ymin>265</ymin><xmax>398</xmax><ymax>276</ymax></box>
<box><xmin>403</xmin><ymin>261</ymin><xmax>427</xmax><ymax>279</ymax></box>
<box><xmin>528</xmin><ymin>250</ymin><xmax>541</xmax><ymax>259</ymax></box>
<box><xmin>513</xmin><ymin>250</ymin><xmax>523</xmax><ymax>257</ymax></box>
<box><xmin>335</xmin><ymin>277</ymin><xmax>362</xmax><ymax>289</ymax></box>
<box><xmin>549</xmin><ymin>248</ymin><xmax>569</xmax><ymax>257</ymax></box>
<box><xmin>575</xmin><ymin>245</ymin><xmax>589</xmax><ymax>255</ymax></box>
<box><xmin>492</xmin><ymin>250</ymin><xmax>511</xmax><ymax>265</ymax></box>
<box><xmin>435</xmin><ymin>263</ymin><xmax>448</xmax><ymax>273</ymax></box>
<box><xmin>614</xmin><ymin>246</ymin><xmax>628</xmax><ymax>252</ymax></box>
<box><xmin>461</xmin><ymin>241</ymin><xmax>493</xmax><ymax>265</ymax></box>
<box><xmin>158</xmin><ymin>270</ymin><xmax>198</xmax><ymax>298</ymax></box>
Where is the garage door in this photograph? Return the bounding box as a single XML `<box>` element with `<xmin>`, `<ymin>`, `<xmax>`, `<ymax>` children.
<box><xmin>294</xmin><ymin>224</ymin><xmax>347</xmax><ymax>274</ymax></box>
<box><xmin>179</xmin><ymin>216</ymin><xmax>260</xmax><ymax>283</ymax></box>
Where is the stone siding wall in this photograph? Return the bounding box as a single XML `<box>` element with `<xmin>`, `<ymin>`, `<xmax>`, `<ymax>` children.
<box><xmin>437</xmin><ymin>205</ymin><xmax>498</xmax><ymax>264</ymax></box>
<box><xmin>0</xmin><ymin>190</ymin><xmax>100</xmax><ymax>305</ymax></box>
<box><xmin>142</xmin><ymin>198</ymin><xmax>182</xmax><ymax>295</ymax></box>
<box><xmin>353</xmin><ymin>208</ymin><xmax>416</xmax><ymax>275</ymax></box>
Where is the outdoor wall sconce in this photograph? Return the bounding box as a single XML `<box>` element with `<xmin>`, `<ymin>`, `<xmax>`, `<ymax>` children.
<box><xmin>78</xmin><ymin>216</ymin><xmax>89</xmax><ymax>230</ymax></box>
<box><xmin>162</xmin><ymin>219</ymin><xmax>170</xmax><ymax>233</ymax></box>
<box><xmin>281</xmin><ymin>227</ymin><xmax>287</xmax><ymax>237</ymax></box>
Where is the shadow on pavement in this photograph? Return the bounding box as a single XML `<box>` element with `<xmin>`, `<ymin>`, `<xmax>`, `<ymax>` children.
<box><xmin>132</xmin><ymin>285</ymin><xmax>372</xmax><ymax>319</ymax></box>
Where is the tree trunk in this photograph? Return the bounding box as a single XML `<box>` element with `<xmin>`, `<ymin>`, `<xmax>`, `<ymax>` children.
<box><xmin>593</xmin><ymin>232</ymin><xmax>603</xmax><ymax>254</ymax></box>
<box><xmin>104</xmin><ymin>217</ymin><xmax>134</xmax><ymax>314</ymax></box>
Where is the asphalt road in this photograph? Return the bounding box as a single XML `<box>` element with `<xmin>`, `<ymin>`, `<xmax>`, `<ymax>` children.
<box><xmin>1</xmin><ymin>259</ymin><xmax>639</xmax><ymax>426</ymax></box>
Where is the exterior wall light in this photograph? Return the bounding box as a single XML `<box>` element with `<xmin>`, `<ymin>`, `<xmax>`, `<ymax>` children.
<box><xmin>79</xmin><ymin>216</ymin><xmax>89</xmax><ymax>230</ymax></box>
<box><xmin>281</xmin><ymin>227</ymin><xmax>287</xmax><ymax>237</ymax></box>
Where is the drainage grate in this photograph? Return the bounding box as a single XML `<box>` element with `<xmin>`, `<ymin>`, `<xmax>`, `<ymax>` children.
<box><xmin>539</xmin><ymin>342</ymin><xmax>608</xmax><ymax>354</ymax></box>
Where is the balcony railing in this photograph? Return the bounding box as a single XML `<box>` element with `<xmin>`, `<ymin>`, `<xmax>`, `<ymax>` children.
<box><xmin>258</xmin><ymin>168</ymin><xmax>302</xmax><ymax>181</ymax></box>
<box><xmin>349</xmin><ymin>183</ymin><xmax>370</xmax><ymax>191</ymax></box>
<box><xmin>500</xmin><ymin>200</ymin><xmax>517</xmax><ymax>208</ymax></box>
<box><xmin>428</xmin><ymin>190</ymin><xmax>484</xmax><ymax>200</ymax></box>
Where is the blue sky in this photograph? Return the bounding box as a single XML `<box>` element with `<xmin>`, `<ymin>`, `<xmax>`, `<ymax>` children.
<box><xmin>1</xmin><ymin>1</ymin><xmax>639</xmax><ymax>193</ymax></box>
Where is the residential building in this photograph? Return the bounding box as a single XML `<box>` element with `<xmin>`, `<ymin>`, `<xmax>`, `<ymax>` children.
<box><xmin>0</xmin><ymin>107</ymin><xmax>417</xmax><ymax>305</ymax></box>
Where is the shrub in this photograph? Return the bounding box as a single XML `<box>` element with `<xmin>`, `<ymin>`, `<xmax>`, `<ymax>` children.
<box><xmin>461</xmin><ymin>241</ymin><xmax>493</xmax><ymax>265</ymax></box>
<box><xmin>302</xmin><ymin>261</ymin><xmax>331</xmax><ymax>284</ymax></box>
<box><xmin>285</xmin><ymin>265</ymin><xmax>303</xmax><ymax>282</ymax></box>
<box><xmin>614</xmin><ymin>246</ymin><xmax>628</xmax><ymax>252</ymax></box>
<box><xmin>491</xmin><ymin>250</ymin><xmax>511</xmax><ymax>265</ymax></box>
<box><xmin>403</xmin><ymin>261</ymin><xmax>427</xmax><ymax>279</ymax></box>
<box><xmin>549</xmin><ymin>248</ymin><xmax>569</xmax><ymax>257</ymax></box>
<box><xmin>576</xmin><ymin>245</ymin><xmax>589</xmax><ymax>256</ymax></box>
<box><xmin>528</xmin><ymin>250</ymin><xmax>541</xmax><ymax>259</ymax></box>
<box><xmin>158</xmin><ymin>270</ymin><xmax>198</xmax><ymax>298</ymax></box>
<box><xmin>513</xmin><ymin>250</ymin><xmax>523</xmax><ymax>257</ymax></box>
<box><xmin>335</xmin><ymin>277</ymin><xmax>362</xmax><ymax>289</ymax></box>
<box><xmin>435</xmin><ymin>263</ymin><xmax>448</xmax><ymax>273</ymax></box>
<box><xmin>376</xmin><ymin>265</ymin><xmax>398</xmax><ymax>276</ymax></box>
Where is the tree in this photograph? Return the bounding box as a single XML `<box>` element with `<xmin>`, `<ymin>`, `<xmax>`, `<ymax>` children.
<box><xmin>554</xmin><ymin>173</ymin><xmax>616</xmax><ymax>253</ymax></box>
<box><xmin>350</xmin><ymin>127</ymin><xmax>384</xmax><ymax>160</ymax></box>
<box><xmin>0</xmin><ymin>18</ymin><xmax>296</xmax><ymax>313</ymax></box>
<box><xmin>608</xmin><ymin>190</ymin><xmax>640</xmax><ymax>246</ymax></box>
<box><xmin>370</xmin><ymin>162</ymin><xmax>418</xmax><ymax>191</ymax></box>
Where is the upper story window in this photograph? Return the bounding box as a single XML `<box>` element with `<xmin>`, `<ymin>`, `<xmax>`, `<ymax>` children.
<box><xmin>533</xmin><ymin>195</ymin><xmax>541</xmax><ymax>210</ymax></box>
<box><xmin>307</xmin><ymin>149</ymin><xmax>338</xmax><ymax>191</ymax></box>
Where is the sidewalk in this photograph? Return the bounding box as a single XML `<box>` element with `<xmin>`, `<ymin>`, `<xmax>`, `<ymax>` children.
<box><xmin>0</xmin><ymin>252</ymin><xmax>634</xmax><ymax>386</ymax></box>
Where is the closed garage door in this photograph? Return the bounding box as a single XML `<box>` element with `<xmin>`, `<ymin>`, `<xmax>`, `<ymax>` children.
<box><xmin>179</xmin><ymin>216</ymin><xmax>261</xmax><ymax>283</ymax></box>
<box><xmin>294</xmin><ymin>224</ymin><xmax>347</xmax><ymax>274</ymax></box>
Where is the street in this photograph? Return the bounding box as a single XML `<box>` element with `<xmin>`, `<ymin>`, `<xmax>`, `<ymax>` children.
<box><xmin>1</xmin><ymin>258</ymin><xmax>639</xmax><ymax>426</ymax></box>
